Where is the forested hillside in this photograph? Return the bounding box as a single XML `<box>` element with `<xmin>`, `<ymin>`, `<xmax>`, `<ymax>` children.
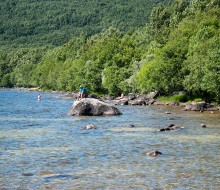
<box><xmin>0</xmin><ymin>0</ymin><xmax>169</xmax><ymax>48</ymax></box>
<box><xmin>0</xmin><ymin>0</ymin><xmax>220</xmax><ymax>102</ymax></box>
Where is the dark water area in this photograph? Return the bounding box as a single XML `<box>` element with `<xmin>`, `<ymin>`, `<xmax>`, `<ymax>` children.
<box><xmin>0</xmin><ymin>90</ymin><xmax>220</xmax><ymax>189</ymax></box>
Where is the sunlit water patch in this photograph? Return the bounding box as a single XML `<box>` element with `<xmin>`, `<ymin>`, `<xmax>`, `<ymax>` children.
<box><xmin>0</xmin><ymin>90</ymin><xmax>220</xmax><ymax>189</ymax></box>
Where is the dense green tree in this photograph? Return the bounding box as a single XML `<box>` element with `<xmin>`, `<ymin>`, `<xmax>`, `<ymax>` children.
<box><xmin>183</xmin><ymin>17</ymin><xmax>220</xmax><ymax>100</ymax></box>
<box><xmin>137</xmin><ymin>0</ymin><xmax>220</xmax><ymax>100</ymax></box>
<box><xmin>0</xmin><ymin>0</ymin><xmax>169</xmax><ymax>49</ymax></box>
<box><xmin>0</xmin><ymin>0</ymin><xmax>219</xmax><ymax>102</ymax></box>
<box><xmin>0</xmin><ymin>47</ymin><xmax>47</xmax><ymax>87</ymax></box>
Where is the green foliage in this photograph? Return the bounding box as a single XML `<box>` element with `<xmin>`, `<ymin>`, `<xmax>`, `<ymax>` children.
<box><xmin>182</xmin><ymin>8</ymin><xmax>220</xmax><ymax>100</ymax></box>
<box><xmin>193</xmin><ymin>98</ymin><xmax>203</xmax><ymax>102</ymax></box>
<box><xmin>0</xmin><ymin>47</ymin><xmax>47</xmax><ymax>87</ymax></box>
<box><xmin>0</xmin><ymin>0</ymin><xmax>169</xmax><ymax>49</ymax></box>
<box><xmin>171</xmin><ymin>94</ymin><xmax>189</xmax><ymax>102</ymax></box>
<box><xmin>137</xmin><ymin>0</ymin><xmax>220</xmax><ymax>101</ymax></box>
<box><xmin>158</xmin><ymin>94</ymin><xmax>189</xmax><ymax>102</ymax></box>
<box><xmin>29</xmin><ymin>28</ymin><xmax>139</xmax><ymax>95</ymax></box>
<box><xmin>0</xmin><ymin>0</ymin><xmax>219</xmax><ymax>102</ymax></box>
<box><xmin>0</xmin><ymin>73</ymin><xmax>13</xmax><ymax>87</ymax></box>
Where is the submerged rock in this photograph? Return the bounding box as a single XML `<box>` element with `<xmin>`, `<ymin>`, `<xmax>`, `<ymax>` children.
<box><xmin>146</xmin><ymin>151</ymin><xmax>162</xmax><ymax>156</ymax></box>
<box><xmin>159</xmin><ymin>124</ymin><xmax>183</xmax><ymax>131</ymax></box>
<box><xmin>165</xmin><ymin>111</ymin><xmax>172</xmax><ymax>114</ymax></box>
<box><xmin>200</xmin><ymin>124</ymin><xmax>207</xmax><ymax>128</ymax></box>
<box><xmin>68</xmin><ymin>98</ymin><xmax>122</xmax><ymax>116</ymax></box>
<box><xmin>86</xmin><ymin>124</ymin><xmax>96</xmax><ymax>129</ymax></box>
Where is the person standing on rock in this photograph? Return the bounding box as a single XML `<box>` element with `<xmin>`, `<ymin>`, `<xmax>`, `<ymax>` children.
<box><xmin>77</xmin><ymin>86</ymin><xmax>88</xmax><ymax>100</ymax></box>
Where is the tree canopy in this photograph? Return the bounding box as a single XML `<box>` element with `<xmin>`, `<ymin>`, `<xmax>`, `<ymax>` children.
<box><xmin>1</xmin><ymin>0</ymin><xmax>220</xmax><ymax>101</ymax></box>
<box><xmin>0</xmin><ymin>0</ymin><xmax>169</xmax><ymax>48</ymax></box>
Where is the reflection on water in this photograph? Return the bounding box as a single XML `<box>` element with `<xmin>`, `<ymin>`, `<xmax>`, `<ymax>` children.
<box><xmin>0</xmin><ymin>90</ymin><xmax>220</xmax><ymax>189</ymax></box>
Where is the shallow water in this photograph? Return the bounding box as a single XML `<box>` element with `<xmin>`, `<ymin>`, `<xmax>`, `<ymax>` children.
<box><xmin>0</xmin><ymin>90</ymin><xmax>220</xmax><ymax>189</ymax></box>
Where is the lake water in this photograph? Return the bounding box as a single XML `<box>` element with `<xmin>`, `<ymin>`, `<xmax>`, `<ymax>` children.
<box><xmin>0</xmin><ymin>89</ymin><xmax>220</xmax><ymax>189</ymax></box>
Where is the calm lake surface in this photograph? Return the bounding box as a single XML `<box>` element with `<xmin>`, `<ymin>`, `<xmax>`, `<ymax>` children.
<box><xmin>0</xmin><ymin>90</ymin><xmax>220</xmax><ymax>189</ymax></box>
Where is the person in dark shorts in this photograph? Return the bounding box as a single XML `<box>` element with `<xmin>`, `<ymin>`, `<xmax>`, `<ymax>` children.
<box><xmin>77</xmin><ymin>86</ymin><xmax>88</xmax><ymax>100</ymax></box>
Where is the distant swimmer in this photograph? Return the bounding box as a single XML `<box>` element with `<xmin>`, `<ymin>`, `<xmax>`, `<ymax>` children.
<box><xmin>38</xmin><ymin>94</ymin><xmax>41</xmax><ymax>101</ymax></box>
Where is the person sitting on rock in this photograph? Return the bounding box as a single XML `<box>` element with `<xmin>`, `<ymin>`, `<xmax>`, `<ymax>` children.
<box><xmin>119</xmin><ymin>92</ymin><xmax>124</xmax><ymax>99</ymax></box>
<box><xmin>115</xmin><ymin>92</ymin><xmax>125</xmax><ymax>100</ymax></box>
<box><xmin>77</xmin><ymin>86</ymin><xmax>88</xmax><ymax>100</ymax></box>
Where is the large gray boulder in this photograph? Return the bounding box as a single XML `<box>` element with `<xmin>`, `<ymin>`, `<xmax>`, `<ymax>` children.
<box><xmin>183</xmin><ymin>101</ymin><xmax>219</xmax><ymax>111</ymax></box>
<box><xmin>183</xmin><ymin>102</ymin><xmax>206</xmax><ymax>111</ymax></box>
<box><xmin>68</xmin><ymin>98</ymin><xmax>122</xmax><ymax>116</ymax></box>
<box><xmin>128</xmin><ymin>95</ymin><xmax>148</xmax><ymax>105</ymax></box>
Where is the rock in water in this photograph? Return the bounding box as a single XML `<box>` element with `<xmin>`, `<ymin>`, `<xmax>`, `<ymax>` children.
<box><xmin>86</xmin><ymin>124</ymin><xmax>96</xmax><ymax>129</ymax></box>
<box><xmin>159</xmin><ymin>124</ymin><xmax>183</xmax><ymax>131</ymax></box>
<box><xmin>200</xmin><ymin>124</ymin><xmax>206</xmax><ymax>128</ymax></box>
<box><xmin>68</xmin><ymin>98</ymin><xmax>122</xmax><ymax>116</ymax></box>
<box><xmin>146</xmin><ymin>151</ymin><xmax>162</xmax><ymax>156</ymax></box>
<box><xmin>165</xmin><ymin>112</ymin><xmax>172</xmax><ymax>114</ymax></box>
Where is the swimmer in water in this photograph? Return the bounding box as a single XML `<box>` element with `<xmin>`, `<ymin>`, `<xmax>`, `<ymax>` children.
<box><xmin>38</xmin><ymin>94</ymin><xmax>41</xmax><ymax>101</ymax></box>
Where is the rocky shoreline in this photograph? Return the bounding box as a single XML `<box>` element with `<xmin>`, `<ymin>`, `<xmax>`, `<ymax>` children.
<box><xmin>1</xmin><ymin>87</ymin><xmax>219</xmax><ymax>112</ymax></box>
<box><xmin>62</xmin><ymin>92</ymin><xmax>220</xmax><ymax>113</ymax></box>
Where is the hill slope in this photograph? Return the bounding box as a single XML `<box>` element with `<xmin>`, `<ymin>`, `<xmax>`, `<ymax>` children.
<box><xmin>0</xmin><ymin>0</ymin><xmax>169</xmax><ymax>48</ymax></box>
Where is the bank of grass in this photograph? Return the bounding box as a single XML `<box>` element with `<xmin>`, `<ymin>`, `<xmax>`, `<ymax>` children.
<box><xmin>157</xmin><ymin>94</ymin><xmax>188</xmax><ymax>103</ymax></box>
<box><xmin>157</xmin><ymin>94</ymin><xmax>204</xmax><ymax>103</ymax></box>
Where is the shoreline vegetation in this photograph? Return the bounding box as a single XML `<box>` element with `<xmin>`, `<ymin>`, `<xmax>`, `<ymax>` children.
<box><xmin>0</xmin><ymin>1</ymin><xmax>219</xmax><ymax>104</ymax></box>
<box><xmin>1</xmin><ymin>87</ymin><xmax>219</xmax><ymax>114</ymax></box>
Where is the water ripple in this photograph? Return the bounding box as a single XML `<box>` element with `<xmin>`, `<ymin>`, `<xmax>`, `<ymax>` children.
<box><xmin>0</xmin><ymin>90</ymin><xmax>220</xmax><ymax>189</ymax></box>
